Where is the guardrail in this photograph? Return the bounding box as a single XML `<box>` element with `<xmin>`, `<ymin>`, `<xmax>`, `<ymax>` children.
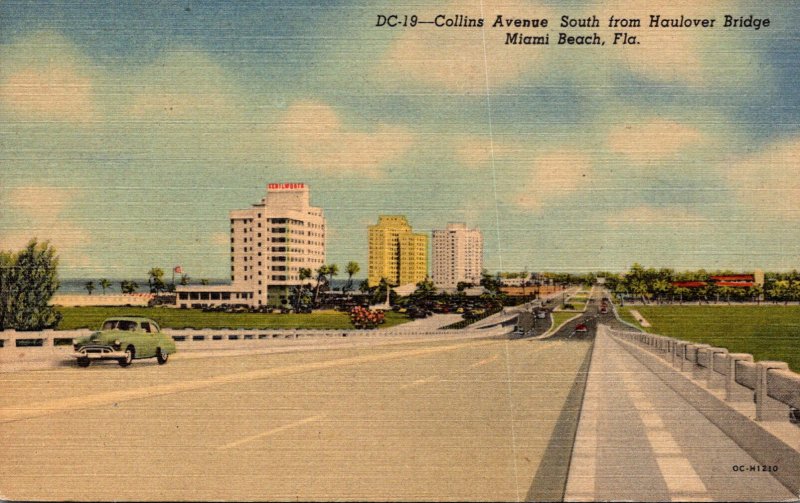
<box><xmin>607</xmin><ymin>327</ymin><xmax>800</xmax><ymax>424</ymax></box>
<box><xmin>0</xmin><ymin>327</ymin><xmax>470</xmax><ymax>346</ymax></box>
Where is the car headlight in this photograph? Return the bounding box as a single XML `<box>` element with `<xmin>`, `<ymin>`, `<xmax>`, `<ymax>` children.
<box><xmin>113</xmin><ymin>339</ymin><xmax>121</xmax><ymax>349</ymax></box>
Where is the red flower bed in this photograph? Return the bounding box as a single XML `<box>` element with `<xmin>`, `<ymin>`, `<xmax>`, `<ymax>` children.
<box><xmin>350</xmin><ymin>306</ymin><xmax>385</xmax><ymax>329</ymax></box>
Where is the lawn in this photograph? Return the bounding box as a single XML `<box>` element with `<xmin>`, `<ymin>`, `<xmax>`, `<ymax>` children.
<box><xmin>562</xmin><ymin>302</ymin><xmax>586</xmax><ymax>312</ymax></box>
<box><xmin>619</xmin><ymin>305</ymin><xmax>800</xmax><ymax>372</ymax></box>
<box><xmin>551</xmin><ymin>311</ymin><xmax>580</xmax><ymax>331</ymax></box>
<box><xmin>56</xmin><ymin>307</ymin><xmax>410</xmax><ymax>331</ymax></box>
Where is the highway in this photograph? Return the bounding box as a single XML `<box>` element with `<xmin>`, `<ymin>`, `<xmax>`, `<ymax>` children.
<box><xmin>3</xmin><ymin>289</ymin><xmax>795</xmax><ymax>501</ymax></box>
<box><xmin>0</xmin><ymin>327</ymin><xmax>592</xmax><ymax>501</ymax></box>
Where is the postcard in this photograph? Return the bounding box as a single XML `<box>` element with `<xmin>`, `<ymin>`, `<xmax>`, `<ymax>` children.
<box><xmin>1</xmin><ymin>1</ymin><xmax>798</xmax><ymax>501</ymax></box>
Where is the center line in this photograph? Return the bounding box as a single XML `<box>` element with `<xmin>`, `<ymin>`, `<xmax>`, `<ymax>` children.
<box><xmin>219</xmin><ymin>414</ymin><xmax>326</xmax><ymax>450</ymax></box>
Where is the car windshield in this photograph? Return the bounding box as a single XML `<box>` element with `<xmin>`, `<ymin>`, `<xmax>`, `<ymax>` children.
<box><xmin>102</xmin><ymin>320</ymin><xmax>139</xmax><ymax>331</ymax></box>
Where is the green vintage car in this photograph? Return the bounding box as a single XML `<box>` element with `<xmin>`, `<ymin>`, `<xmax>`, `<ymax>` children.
<box><xmin>72</xmin><ymin>317</ymin><xmax>176</xmax><ymax>368</ymax></box>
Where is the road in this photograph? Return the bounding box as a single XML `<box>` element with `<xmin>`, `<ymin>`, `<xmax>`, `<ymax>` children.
<box><xmin>0</xmin><ymin>329</ymin><xmax>592</xmax><ymax>501</ymax></box>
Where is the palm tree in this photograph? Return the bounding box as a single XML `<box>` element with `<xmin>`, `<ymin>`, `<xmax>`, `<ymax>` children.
<box><xmin>296</xmin><ymin>268</ymin><xmax>313</xmax><ymax>312</ymax></box>
<box><xmin>200</xmin><ymin>278</ymin><xmax>209</xmax><ymax>285</ymax></box>
<box><xmin>179</xmin><ymin>274</ymin><xmax>190</xmax><ymax>286</ymax></box>
<box><xmin>99</xmin><ymin>278</ymin><xmax>111</xmax><ymax>295</ymax></box>
<box><xmin>313</xmin><ymin>265</ymin><xmax>330</xmax><ymax>305</ymax></box>
<box><xmin>345</xmin><ymin>261</ymin><xmax>360</xmax><ymax>293</ymax></box>
<box><xmin>299</xmin><ymin>267</ymin><xmax>312</xmax><ymax>286</ymax></box>
<box><xmin>85</xmin><ymin>281</ymin><xmax>95</xmax><ymax>295</ymax></box>
<box><xmin>327</xmin><ymin>264</ymin><xmax>339</xmax><ymax>291</ymax></box>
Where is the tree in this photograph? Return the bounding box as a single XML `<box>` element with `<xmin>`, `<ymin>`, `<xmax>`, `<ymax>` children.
<box><xmin>345</xmin><ymin>261</ymin><xmax>360</xmax><ymax>293</ymax></box>
<box><xmin>99</xmin><ymin>278</ymin><xmax>111</xmax><ymax>295</ymax></box>
<box><xmin>120</xmin><ymin>280</ymin><xmax>139</xmax><ymax>294</ymax></box>
<box><xmin>85</xmin><ymin>281</ymin><xmax>95</xmax><ymax>295</ymax></box>
<box><xmin>179</xmin><ymin>274</ymin><xmax>190</xmax><ymax>286</ymax></box>
<box><xmin>147</xmin><ymin>267</ymin><xmax>166</xmax><ymax>294</ymax></box>
<box><xmin>313</xmin><ymin>265</ymin><xmax>331</xmax><ymax>305</ymax></box>
<box><xmin>200</xmin><ymin>278</ymin><xmax>209</xmax><ymax>285</ymax></box>
<box><xmin>299</xmin><ymin>267</ymin><xmax>313</xmax><ymax>286</ymax></box>
<box><xmin>480</xmin><ymin>270</ymin><xmax>502</xmax><ymax>294</ymax></box>
<box><xmin>0</xmin><ymin>240</ymin><xmax>61</xmax><ymax>330</ymax></box>
<box><xmin>412</xmin><ymin>278</ymin><xmax>436</xmax><ymax>301</ymax></box>
<box><xmin>327</xmin><ymin>263</ymin><xmax>339</xmax><ymax>291</ymax></box>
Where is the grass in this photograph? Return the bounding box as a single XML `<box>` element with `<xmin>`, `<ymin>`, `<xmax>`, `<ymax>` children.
<box><xmin>569</xmin><ymin>296</ymin><xmax>589</xmax><ymax>303</ymax></box>
<box><xmin>56</xmin><ymin>307</ymin><xmax>411</xmax><ymax>331</ymax></box>
<box><xmin>619</xmin><ymin>305</ymin><xmax>800</xmax><ymax>372</ymax></box>
<box><xmin>561</xmin><ymin>302</ymin><xmax>586</xmax><ymax>312</ymax></box>
<box><xmin>551</xmin><ymin>311</ymin><xmax>580</xmax><ymax>331</ymax></box>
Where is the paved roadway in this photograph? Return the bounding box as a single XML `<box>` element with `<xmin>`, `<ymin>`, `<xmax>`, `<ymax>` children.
<box><xmin>0</xmin><ymin>328</ymin><xmax>592</xmax><ymax>501</ymax></box>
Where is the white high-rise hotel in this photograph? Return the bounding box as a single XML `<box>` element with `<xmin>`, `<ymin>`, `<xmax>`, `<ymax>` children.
<box><xmin>177</xmin><ymin>183</ymin><xmax>325</xmax><ymax>308</ymax></box>
<box><xmin>431</xmin><ymin>223</ymin><xmax>483</xmax><ymax>290</ymax></box>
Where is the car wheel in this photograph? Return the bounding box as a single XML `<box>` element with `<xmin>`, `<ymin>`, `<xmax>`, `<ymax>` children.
<box><xmin>118</xmin><ymin>346</ymin><xmax>134</xmax><ymax>367</ymax></box>
<box><xmin>156</xmin><ymin>348</ymin><xmax>169</xmax><ymax>365</ymax></box>
<box><xmin>77</xmin><ymin>357</ymin><xmax>90</xmax><ymax>368</ymax></box>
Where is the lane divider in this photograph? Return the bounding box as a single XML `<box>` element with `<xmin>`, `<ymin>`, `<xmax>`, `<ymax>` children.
<box><xmin>218</xmin><ymin>414</ymin><xmax>327</xmax><ymax>450</ymax></box>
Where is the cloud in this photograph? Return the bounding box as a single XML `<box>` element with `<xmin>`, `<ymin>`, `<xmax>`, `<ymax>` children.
<box><xmin>452</xmin><ymin>135</ymin><xmax>520</xmax><ymax>168</ymax></box>
<box><xmin>375</xmin><ymin>0</ymin><xmax>554</xmax><ymax>92</ymax></box>
<box><xmin>605</xmin><ymin>206</ymin><xmax>708</xmax><ymax>228</ymax></box>
<box><xmin>514</xmin><ymin>150</ymin><xmax>593</xmax><ymax>210</ymax></box>
<box><xmin>725</xmin><ymin>137</ymin><xmax>800</xmax><ymax>219</ymax></box>
<box><xmin>0</xmin><ymin>32</ymin><xmax>97</xmax><ymax>122</ymax></box>
<box><xmin>0</xmin><ymin>186</ymin><xmax>92</xmax><ymax>261</ymax></box>
<box><xmin>126</xmin><ymin>48</ymin><xmax>239</xmax><ymax>121</ymax></box>
<box><xmin>274</xmin><ymin>100</ymin><xmax>415</xmax><ymax>176</ymax></box>
<box><xmin>591</xmin><ymin>0</ymin><xmax>730</xmax><ymax>85</ymax></box>
<box><xmin>607</xmin><ymin>119</ymin><xmax>705</xmax><ymax>162</ymax></box>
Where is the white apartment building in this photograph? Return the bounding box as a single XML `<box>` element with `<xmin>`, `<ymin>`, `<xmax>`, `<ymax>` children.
<box><xmin>431</xmin><ymin>223</ymin><xmax>483</xmax><ymax>290</ymax></box>
<box><xmin>177</xmin><ymin>183</ymin><xmax>325</xmax><ymax>308</ymax></box>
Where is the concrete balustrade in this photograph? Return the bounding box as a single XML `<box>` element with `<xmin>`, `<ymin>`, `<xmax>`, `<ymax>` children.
<box><xmin>689</xmin><ymin>343</ymin><xmax>711</xmax><ymax>380</ymax></box>
<box><xmin>726</xmin><ymin>354</ymin><xmax>756</xmax><ymax>402</ymax></box>
<box><xmin>697</xmin><ymin>347</ymin><xmax>727</xmax><ymax>387</ymax></box>
<box><xmin>608</xmin><ymin>327</ymin><xmax>800</xmax><ymax>424</ymax></box>
<box><xmin>0</xmin><ymin>327</ymin><xmax>472</xmax><ymax>369</ymax></box>
<box><xmin>756</xmin><ymin>361</ymin><xmax>791</xmax><ymax>421</ymax></box>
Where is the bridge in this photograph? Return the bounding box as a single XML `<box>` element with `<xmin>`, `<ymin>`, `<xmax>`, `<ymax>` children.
<box><xmin>0</xmin><ymin>290</ymin><xmax>798</xmax><ymax>501</ymax></box>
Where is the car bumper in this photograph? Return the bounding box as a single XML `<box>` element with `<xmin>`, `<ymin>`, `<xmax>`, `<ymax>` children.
<box><xmin>73</xmin><ymin>349</ymin><xmax>127</xmax><ymax>359</ymax></box>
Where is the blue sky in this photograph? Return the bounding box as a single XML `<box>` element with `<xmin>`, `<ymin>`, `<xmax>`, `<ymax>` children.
<box><xmin>1</xmin><ymin>0</ymin><xmax>799</xmax><ymax>279</ymax></box>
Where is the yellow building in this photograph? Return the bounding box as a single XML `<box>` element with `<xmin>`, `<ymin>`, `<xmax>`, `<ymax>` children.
<box><xmin>368</xmin><ymin>215</ymin><xmax>428</xmax><ymax>287</ymax></box>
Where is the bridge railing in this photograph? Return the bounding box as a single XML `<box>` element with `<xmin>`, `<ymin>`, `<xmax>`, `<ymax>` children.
<box><xmin>607</xmin><ymin>327</ymin><xmax>800</xmax><ymax>423</ymax></box>
<box><xmin>0</xmin><ymin>326</ymin><xmax>482</xmax><ymax>369</ymax></box>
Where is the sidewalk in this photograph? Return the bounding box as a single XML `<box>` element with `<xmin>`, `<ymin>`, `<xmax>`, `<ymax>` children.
<box><xmin>565</xmin><ymin>326</ymin><xmax>796</xmax><ymax>502</ymax></box>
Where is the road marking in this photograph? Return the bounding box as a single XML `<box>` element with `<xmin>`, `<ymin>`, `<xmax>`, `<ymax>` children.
<box><xmin>399</xmin><ymin>375</ymin><xmax>440</xmax><ymax>389</ymax></box>
<box><xmin>218</xmin><ymin>414</ymin><xmax>326</xmax><ymax>450</ymax></box>
<box><xmin>469</xmin><ymin>353</ymin><xmax>499</xmax><ymax>368</ymax></box>
<box><xmin>0</xmin><ymin>338</ymin><xmax>497</xmax><ymax>424</ymax></box>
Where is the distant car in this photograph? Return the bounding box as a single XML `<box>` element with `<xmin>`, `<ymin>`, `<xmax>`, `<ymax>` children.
<box><xmin>600</xmin><ymin>306</ymin><xmax>608</xmax><ymax>314</ymax></box>
<box><xmin>574</xmin><ymin>323</ymin><xmax>588</xmax><ymax>333</ymax></box>
<box><xmin>72</xmin><ymin>317</ymin><xmax>176</xmax><ymax>368</ymax></box>
<box><xmin>536</xmin><ymin>310</ymin><xmax>547</xmax><ymax>319</ymax></box>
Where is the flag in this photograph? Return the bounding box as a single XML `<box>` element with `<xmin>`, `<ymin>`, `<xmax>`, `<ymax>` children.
<box><xmin>174</xmin><ymin>266</ymin><xmax>183</xmax><ymax>274</ymax></box>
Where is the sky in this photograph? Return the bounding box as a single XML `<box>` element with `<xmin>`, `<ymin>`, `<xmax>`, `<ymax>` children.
<box><xmin>1</xmin><ymin>0</ymin><xmax>799</xmax><ymax>279</ymax></box>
